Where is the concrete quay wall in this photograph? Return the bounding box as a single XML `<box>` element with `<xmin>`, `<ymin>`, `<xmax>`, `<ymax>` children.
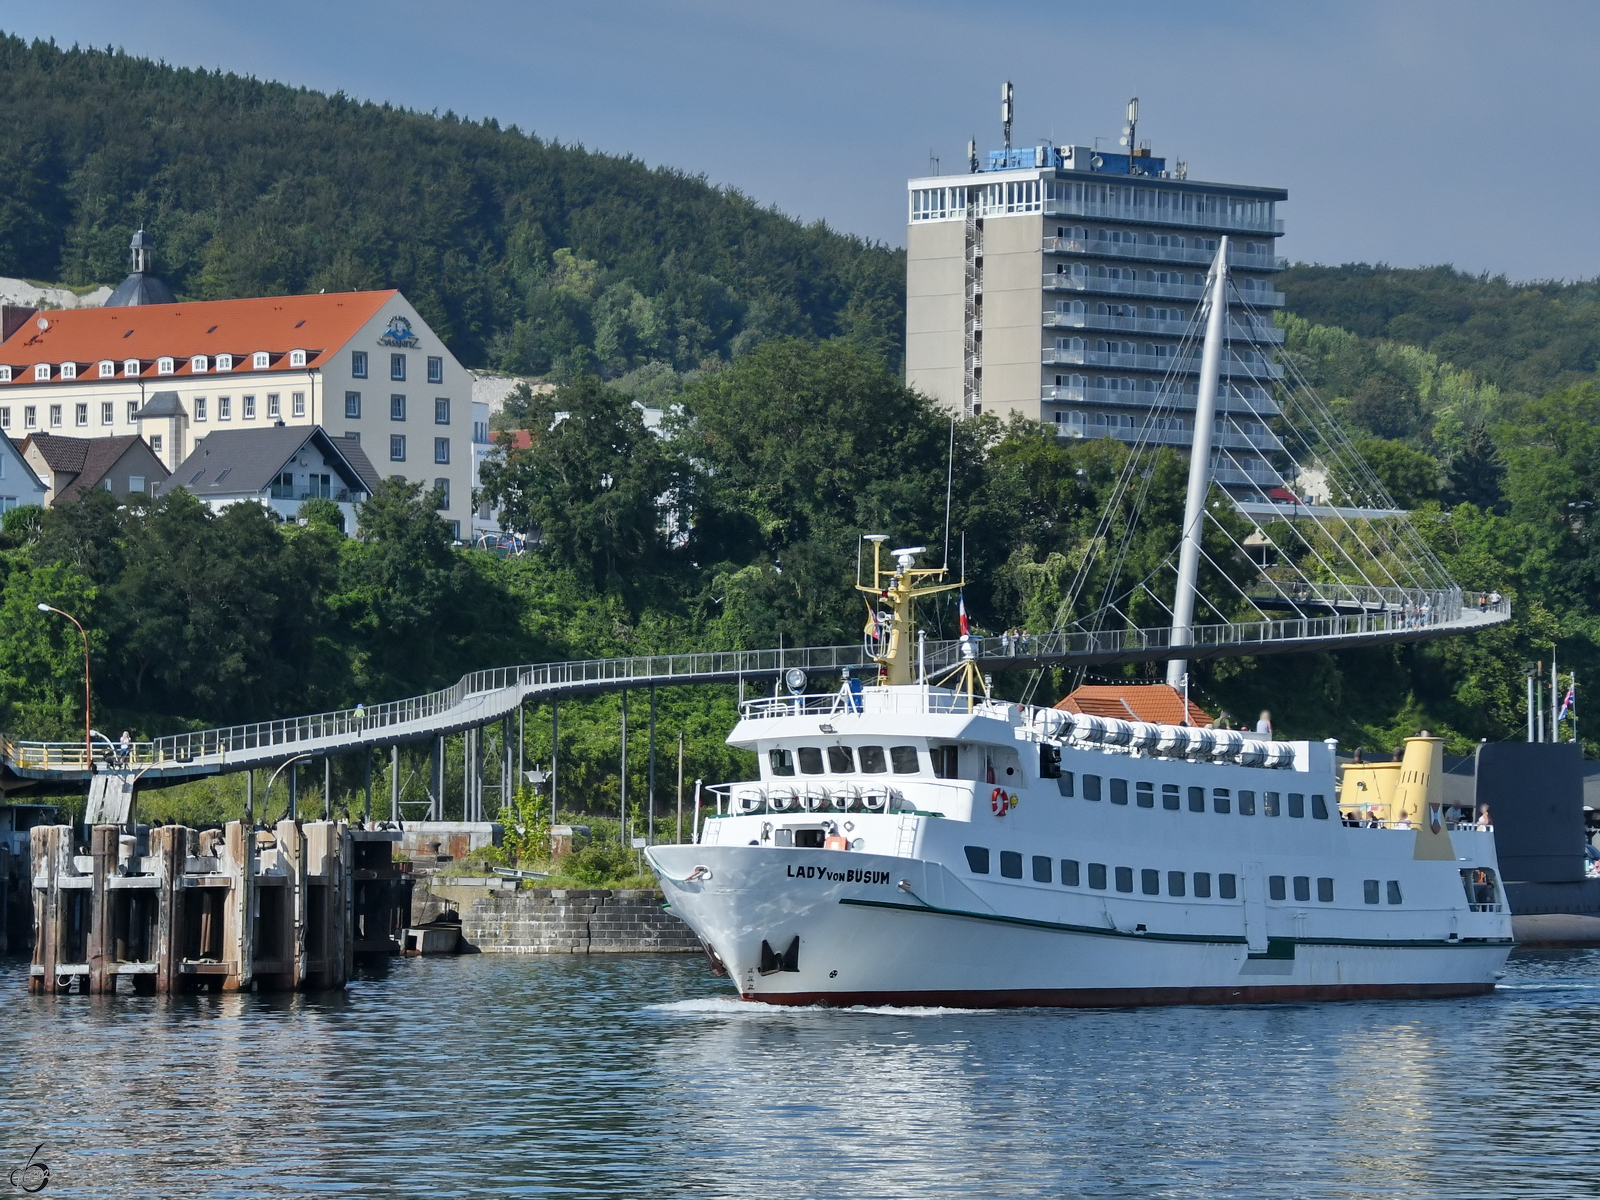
<box><xmin>418</xmin><ymin>880</ymin><xmax>701</xmax><ymax>953</ymax></box>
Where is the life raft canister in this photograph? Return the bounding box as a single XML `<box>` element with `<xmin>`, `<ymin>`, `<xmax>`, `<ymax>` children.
<box><xmin>992</xmin><ymin>787</ymin><xmax>1009</xmax><ymax>816</ymax></box>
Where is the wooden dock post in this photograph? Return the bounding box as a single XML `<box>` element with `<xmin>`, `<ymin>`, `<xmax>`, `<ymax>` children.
<box><xmin>151</xmin><ymin>824</ymin><xmax>182</xmax><ymax>993</ymax></box>
<box><xmin>222</xmin><ymin>820</ymin><xmax>255</xmax><ymax>991</ymax></box>
<box><xmin>86</xmin><ymin>825</ymin><xmax>116</xmax><ymax>994</ymax></box>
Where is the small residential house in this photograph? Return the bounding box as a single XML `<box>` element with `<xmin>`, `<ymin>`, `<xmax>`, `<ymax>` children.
<box><xmin>167</xmin><ymin>425</ymin><xmax>381</xmax><ymax>531</ymax></box>
<box><xmin>21</xmin><ymin>433</ymin><xmax>168</xmax><ymax>505</ymax></box>
<box><xmin>0</xmin><ymin>435</ymin><xmax>48</xmax><ymax>513</ymax></box>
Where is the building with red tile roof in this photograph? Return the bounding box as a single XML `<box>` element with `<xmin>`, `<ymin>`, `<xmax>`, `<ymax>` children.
<box><xmin>0</xmin><ymin>286</ymin><xmax>474</xmax><ymax>537</ymax></box>
<box><xmin>1054</xmin><ymin>683</ymin><xmax>1214</xmax><ymax>727</ymax></box>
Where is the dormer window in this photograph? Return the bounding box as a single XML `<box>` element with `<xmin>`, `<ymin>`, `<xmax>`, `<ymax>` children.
<box><xmin>59</xmin><ymin>362</ymin><xmax>76</xmax><ymax>380</ymax></box>
<box><xmin>157</xmin><ymin>356</ymin><xmax>175</xmax><ymax>376</ymax></box>
<box><xmin>191</xmin><ymin>355</ymin><xmax>208</xmax><ymax>374</ymax></box>
<box><xmin>252</xmin><ymin>351</ymin><xmax>270</xmax><ymax>370</ymax></box>
<box><xmin>32</xmin><ymin>364</ymin><xmax>49</xmax><ymax>382</ymax></box>
<box><xmin>98</xmin><ymin>360</ymin><xmax>115</xmax><ymax>378</ymax></box>
<box><xmin>0</xmin><ymin>367</ymin><xmax>11</xmax><ymax>383</ymax></box>
<box><xmin>289</xmin><ymin>349</ymin><xmax>307</xmax><ymax>368</ymax></box>
<box><xmin>215</xmin><ymin>353</ymin><xmax>233</xmax><ymax>371</ymax></box>
<box><xmin>123</xmin><ymin>359</ymin><xmax>140</xmax><ymax>377</ymax></box>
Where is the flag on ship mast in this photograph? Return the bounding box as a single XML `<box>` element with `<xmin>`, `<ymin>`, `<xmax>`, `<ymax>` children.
<box><xmin>1560</xmin><ymin>684</ymin><xmax>1576</xmax><ymax>721</ymax></box>
<box><xmin>958</xmin><ymin>594</ymin><xmax>970</xmax><ymax>636</ymax></box>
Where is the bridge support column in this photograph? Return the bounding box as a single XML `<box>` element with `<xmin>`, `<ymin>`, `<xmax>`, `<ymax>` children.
<box><xmin>551</xmin><ymin>704</ymin><xmax>559</xmax><ymax>826</ymax></box>
<box><xmin>363</xmin><ymin>750</ymin><xmax>371</xmax><ymax>825</ymax></box>
<box><xmin>390</xmin><ymin>745</ymin><xmax>399</xmax><ymax>823</ymax></box>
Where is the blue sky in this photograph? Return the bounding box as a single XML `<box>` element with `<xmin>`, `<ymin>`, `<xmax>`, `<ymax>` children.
<box><xmin>5</xmin><ymin>0</ymin><xmax>1599</xmax><ymax>280</ymax></box>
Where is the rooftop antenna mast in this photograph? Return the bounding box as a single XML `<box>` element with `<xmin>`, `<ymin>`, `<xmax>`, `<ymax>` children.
<box><xmin>1120</xmin><ymin>96</ymin><xmax>1139</xmax><ymax>174</ymax></box>
<box><xmin>1002</xmin><ymin>81</ymin><xmax>1013</xmax><ymax>151</ymax></box>
<box><xmin>968</xmin><ymin>138</ymin><xmax>979</xmax><ymax>174</ymax></box>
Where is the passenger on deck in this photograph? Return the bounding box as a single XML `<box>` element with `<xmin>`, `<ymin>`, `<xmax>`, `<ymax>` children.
<box><xmin>1255</xmin><ymin>710</ymin><xmax>1273</xmax><ymax>739</ymax></box>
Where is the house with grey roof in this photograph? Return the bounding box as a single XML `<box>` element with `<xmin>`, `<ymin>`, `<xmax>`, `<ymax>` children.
<box><xmin>167</xmin><ymin>426</ymin><xmax>381</xmax><ymax>532</ymax></box>
<box><xmin>0</xmin><ymin>435</ymin><xmax>48</xmax><ymax>514</ymax></box>
<box><xmin>21</xmin><ymin>433</ymin><xmax>168</xmax><ymax>505</ymax></box>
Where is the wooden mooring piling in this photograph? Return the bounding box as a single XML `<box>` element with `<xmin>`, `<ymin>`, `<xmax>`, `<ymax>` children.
<box><xmin>29</xmin><ymin>819</ymin><xmax>411</xmax><ymax>994</ymax></box>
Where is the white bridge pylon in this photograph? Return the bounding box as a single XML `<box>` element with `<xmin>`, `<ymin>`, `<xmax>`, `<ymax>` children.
<box><xmin>2</xmin><ymin>591</ymin><xmax>1506</xmax><ymax>785</ymax></box>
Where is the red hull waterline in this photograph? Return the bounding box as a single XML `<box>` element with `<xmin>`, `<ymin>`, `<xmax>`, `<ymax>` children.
<box><xmin>740</xmin><ymin>982</ymin><xmax>1497</xmax><ymax>1008</ymax></box>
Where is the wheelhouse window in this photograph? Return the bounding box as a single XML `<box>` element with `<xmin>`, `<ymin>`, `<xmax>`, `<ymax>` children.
<box><xmin>858</xmin><ymin>746</ymin><xmax>887</xmax><ymax>773</ymax></box>
<box><xmin>797</xmin><ymin>747</ymin><xmax>823</xmax><ymax>775</ymax></box>
<box><xmin>769</xmin><ymin>748</ymin><xmax>794</xmax><ymax>776</ymax></box>
<box><xmin>890</xmin><ymin>746</ymin><xmax>919</xmax><ymax>774</ymax></box>
<box><xmin>827</xmin><ymin>746</ymin><xmax>854</xmax><ymax>773</ymax></box>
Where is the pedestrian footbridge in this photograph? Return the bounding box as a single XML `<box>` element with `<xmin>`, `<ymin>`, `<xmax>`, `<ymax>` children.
<box><xmin>0</xmin><ymin>589</ymin><xmax>1508</xmax><ymax>788</ymax></box>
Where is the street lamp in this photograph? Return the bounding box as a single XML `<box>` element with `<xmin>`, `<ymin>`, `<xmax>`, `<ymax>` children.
<box><xmin>37</xmin><ymin>603</ymin><xmax>92</xmax><ymax>771</ymax></box>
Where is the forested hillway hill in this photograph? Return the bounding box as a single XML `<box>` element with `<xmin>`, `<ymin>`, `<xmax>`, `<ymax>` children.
<box><xmin>0</xmin><ymin>36</ymin><xmax>904</xmax><ymax>379</ymax></box>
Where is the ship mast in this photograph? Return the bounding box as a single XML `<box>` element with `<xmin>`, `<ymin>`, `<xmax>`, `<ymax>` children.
<box><xmin>858</xmin><ymin>539</ymin><xmax>961</xmax><ymax>686</ymax></box>
<box><xmin>1166</xmin><ymin>237</ymin><xmax>1230</xmax><ymax>688</ymax></box>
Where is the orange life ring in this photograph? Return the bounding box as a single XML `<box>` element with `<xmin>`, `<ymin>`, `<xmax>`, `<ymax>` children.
<box><xmin>991</xmin><ymin>788</ymin><xmax>1009</xmax><ymax>816</ymax></box>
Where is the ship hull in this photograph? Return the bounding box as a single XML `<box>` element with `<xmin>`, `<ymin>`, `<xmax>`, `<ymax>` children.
<box><xmin>650</xmin><ymin>845</ymin><xmax>1511</xmax><ymax>1008</ymax></box>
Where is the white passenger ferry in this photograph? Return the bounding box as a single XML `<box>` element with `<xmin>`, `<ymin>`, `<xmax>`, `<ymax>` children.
<box><xmin>648</xmin><ymin>544</ymin><xmax>1513</xmax><ymax>1007</ymax></box>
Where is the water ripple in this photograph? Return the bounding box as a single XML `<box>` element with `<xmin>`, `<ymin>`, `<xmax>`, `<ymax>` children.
<box><xmin>1</xmin><ymin>949</ymin><xmax>1597</xmax><ymax>1197</ymax></box>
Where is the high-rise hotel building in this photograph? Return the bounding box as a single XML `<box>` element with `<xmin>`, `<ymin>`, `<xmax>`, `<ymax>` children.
<box><xmin>905</xmin><ymin>142</ymin><xmax>1288</xmax><ymax>492</ymax></box>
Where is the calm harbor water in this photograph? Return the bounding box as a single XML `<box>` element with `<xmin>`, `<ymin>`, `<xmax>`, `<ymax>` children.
<box><xmin>2</xmin><ymin>949</ymin><xmax>1598</xmax><ymax>1198</ymax></box>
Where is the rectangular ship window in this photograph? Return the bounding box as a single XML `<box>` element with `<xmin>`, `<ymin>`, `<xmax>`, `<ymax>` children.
<box><xmin>1193</xmin><ymin>872</ymin><xmax>1212</xmax><ymax>898</ymax></box>
<box><xmin>769</xmin><ymin>748</ymin><xmax>794</xmax><ymax>776</ymax></box>
<box><xmin>1293</xmin><ymin>876</ymin><xmax>1311</xmax><ymax>902</ymax></box>
<box><xmin>1089</xmin><ymin>863</ymin><xmax>1108</xmax><ymax>890</ymax></box>
<box><xmin>1219</xmin><ymin>874</ymin><xmax>1237</xmax><ymax>899</ymax></box>
<box><xmin>1188</xmin><ymin>786</ymin><xmax>1206</xmax><ymax>813</ymax></box>
<box><xmin>1364</xmin><ymin>879</ymin><xmax>1381</xmax><ymax>904</ymax></box>
<box><xmin>1213</xmin><ymin>788</ymin><xmax>1231</xmax><ymax>814</ymax></box>
<box><xmin>1141</xmin><ymin>869</ymin><xmax>1160</xmax><ymax>895</ymax></box>
<box><xmin>1288</xmin><ymin>793</ymin><xmax>1305</xmax><ymax>818</ymax></box>
<box><xmin>1062</xmin><ymin>860</ymin><xmax>1081</xmax><ymax>887</ymax></box>
<box><xmin>964</xmin><ymin>846</ymin><xmax>990</xmax><ymax>874</ymax></box>
<box><xmin>1269</xmin><ymin>875</ymin><xmax>1287</xmax><ymax>901</ymax></box>
<box><xmin>1136</xmin><ymin>781</ymin><xmax>1154</xmax><ymax>808</ymax></box>
<box><xmin>797</xmin><ymin>747</ymin><xmax>824</xmax><ymax>774</ymax></box>
<box><xmin>1387</xmin><ymin>880</ymin><xmax>1403</xmax><ymax>905</ymax></box>
<box><xmin>1263</xmin><ymin>791</ymin><xmax>1281</xmax><ymax>817</ymax></box>
<box><xmin>827</xmin><ymin>746</ymin><xmax>855</xmax><ymax>773</ymax></box>
<box><xmin>890</xmin><ymin>746</ymin><xmax>919</xmax><ymax>774</ymax></box>
<box><xmin>1032</xmin><ymin>856</ymin><xmax>1052</xmax><ymax>883</ymax></box>
<box><xmin>1238</xmin><ymin>790</ymin><xmax>1256</xmax><ymax>816</ymax></box>
<box><xmin>1057</xmin><ymin>771</ymin><xmax>1075</xmax><ymax>797</ymax></box>
<box><xmin>1317</xmin><ymin>877</ymin><xmax>1335</xmax><ymax>902</ymax></box>
<box><xmin>1083</xmin><ymin>775</ymin><xmax>1102</xmax><ymax>801</ymax></box>
<box><xmin>1115</xmin><ymin>866</ymin><xmax>1134</xmax><ymax>893</ymax></box>
<box><xmin>1000</xmin><ymin>851</ymin><xmax>1023</xmax><ymax>879</ymax></box>
<box><xmin>1163</xmin><ymin>784</ymin><xmax>1180</xmax><ymax>811</ymax></box>
<box><xmin>1110</xmin><ymin>778</ymin><xmax>1128</xmax><ymax>805</ymax></box>
<box><xmin>858</xmin><ymin>746</ymin><xmax>887</xmax><ymax>773</ymax></box>
<box><xmin>1311</xmin><ymin>794</ymin><xmax>1330</xmax><ymax>820</ymax></box>
<box><xmin>1168</xmin><ymin>871</ymin><xmax>1186</xmax><ymax>897</ymax></box>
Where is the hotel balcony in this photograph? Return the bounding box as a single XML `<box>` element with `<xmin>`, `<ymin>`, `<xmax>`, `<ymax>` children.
<box><xmin>1044</xmin><ymin>273</ymin><xmax>1286</xmax><ymax>307</ymax></box>
<box><xmin>1042</xmin><ymin>236</ymin><xmax>1287</xmax><ymax>271</ymax></box>
<box><xmin>1043</xmin><ymin>309</ymin><xmax>1284</xmax><ymax>344</ymax></box>
<box><xmin>1040</xmin><ymin>383</ymin><xmax>1283</xmax><ymax>417</ymax></box>
<box><xmin>1042</xmin><ymin>346</ymin><xmax>1285</xmax><ymax>381</ymax></box>
<box><xmin>1050</xmin><ymin>419</ymin><xmax>1285</xmax><ymax>454</ymax></box>
<box><xmin>1043</xmin><ymin>198</ymin><xmax>1284</xmax><ymax>236</ymax></box>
